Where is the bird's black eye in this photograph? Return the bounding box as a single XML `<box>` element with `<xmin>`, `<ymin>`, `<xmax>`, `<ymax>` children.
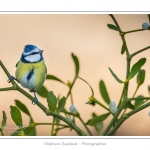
<box><xmin>31</xmin><ymin>52</ymin><xmax>38</xmax><ymax>55</ymax></box>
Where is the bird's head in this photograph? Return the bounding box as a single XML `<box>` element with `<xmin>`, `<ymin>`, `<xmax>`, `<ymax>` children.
<box><xmin>21</xmin><ymin>44</ymin><xmax>44</xmax><ymax>63</ymax></box>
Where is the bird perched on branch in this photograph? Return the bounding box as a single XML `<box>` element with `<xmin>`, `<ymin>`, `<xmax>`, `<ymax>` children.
<box><xmin>8</xmin><ymin>44</ymin><xmax>47</xmax><ymax>104</ymax></box>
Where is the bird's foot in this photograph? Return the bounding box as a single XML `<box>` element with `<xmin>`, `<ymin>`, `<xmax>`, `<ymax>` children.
<box><xmin>32</xmin><ymin>92</ymin><xmax>38</xmax><ymax>105</ymax></box>
<box><xmin>7</xmin><ymin>76</ymin><xmax>16</xmax><ymax>83</ymax></box>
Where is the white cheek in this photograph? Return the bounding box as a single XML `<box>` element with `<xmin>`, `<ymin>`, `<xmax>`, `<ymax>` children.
<box><xmin>25</xmin><ymin>54</ymin><xmax>41</xmax><ymax>62</ymax></box>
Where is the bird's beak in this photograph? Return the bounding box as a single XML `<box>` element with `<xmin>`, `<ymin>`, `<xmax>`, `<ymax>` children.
<box><xmin>40</xmin><ymin>50</ymin><xmax>43</xmax><ymax>53</ymax></box>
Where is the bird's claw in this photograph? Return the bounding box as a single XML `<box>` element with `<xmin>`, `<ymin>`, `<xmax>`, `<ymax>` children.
<box><xmin>32</xmin><ymin>98</ymin><xmax>38</xmax><ymax>105</ymax></box>
<box><xmin>7</xmin><ymin>76</ymin><xmax>15</xmax><ymax>83</ymax></box>
<box><xmin>32</xmin><ymin>95</ymin><xmax>38</xmax><ymax>105</ymax></box>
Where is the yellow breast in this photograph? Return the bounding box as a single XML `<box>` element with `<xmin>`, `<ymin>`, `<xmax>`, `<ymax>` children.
<box><xmin>15</xmin><ymin>60</ymin><xmax>47</xmax><ymax>91</ymax></box>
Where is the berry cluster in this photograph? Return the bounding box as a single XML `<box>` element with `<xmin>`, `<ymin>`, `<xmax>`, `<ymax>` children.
<box><xmin>69</xmin><ymin>105</ymin><xmax>78</xmax><ymax>115</ymax></box>
<box><xmin>109</xmin><ymin>101</ymin><xmax>118</xmax><ymax>114</ymax></box>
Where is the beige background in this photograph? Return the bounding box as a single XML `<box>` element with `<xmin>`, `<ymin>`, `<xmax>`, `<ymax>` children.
<box><xmin>0</xmin><ymin>14</ymin><xmax>150</xmax><ymax>136</ymax></box>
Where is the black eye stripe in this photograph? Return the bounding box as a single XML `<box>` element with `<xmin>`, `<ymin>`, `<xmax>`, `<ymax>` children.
<box><xmin>32</xmin><ymin>52</ymin><xmax>39</xmax><ymax>55</ymax></box>
<box><xmin>24</xmin><ymin>51</ymin><xmax>40</xmax><ymax>57</ymax></box>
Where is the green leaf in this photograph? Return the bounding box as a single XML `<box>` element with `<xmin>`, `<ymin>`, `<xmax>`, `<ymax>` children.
<box><xmin>71</xmin><ymin>53</ymin><xmax>80</xmax><ymax>77</ymax></box>
<box><xmin>61</xmin><ymin>108</ymin><xmax>68</xmax><ymax>114</ymax></box>
<box><xmin>137</xmin><ymin>69</ymin><xmax>145</xmax><ymax>86</ymax></box>
<box><xmin>78</xmin><ymin>77</ymin><xmax>94</xmax><ymax>97</ymax></box>
<box><xmin>95</xmin><ymin>122</ymin><xmax>103</xmax><ymax>131</ymax></box>
<box><xmin>15</xmin><ymin>100</ymin><xmax>31</xmax><ymax>117</ymax></box>
<box><xmin>2</xmin><ymin>111</ymin><xmax>7</xmax><ymax>127</ymax></box>
<box><xmin>92</xmin><ymin>112</ymin><xmax>97</xmax><ymax>118</ymax></box>
<box><xmin>10</xmin><ymin>128</ymin><xmax>24</xmax><ymax>136</ymax></box>
<box><xmin>121</xmin><ymin>42</ymin><xmax>126</xmax><ymax>54</ymax></box>
<box><xmin>107</xmin><ymin>24</ymin><xmax>121</xmax><ymax>32</ymax></box>
<box><xmin>108</xmin><ymin>68</ymin><xmax>124</xmax><ymax>83</ymax></box>
<box><xmin>85</xmin><ymin>101</ymin><xmax>96</xmax><ymax>106</ymax></box>
<box><xmin>134</xmin><ymin>95</ymin><xmax>145</xmax><ymax>108</ymax></box>
<box><xmin>125</xmin><ymin>101</ymin><xmax>135</xmax><ymax>110</ymax></box>
<box><xmin>46</xmin><ymin>74</ymin><xmax>65</xmax><ymax>84</ymax></box>
<box><xmin>87</xmin><ymin>113</ymin><xmax>110</xmax><ymax>126</ymax></box>
<box><xmin>10</xmin><ymin>106</ymin><xmax>22</xmax><ymax>126</ymax></box>
<box><xmin>128</xmin><ymin>58</ymin><xmax>146</xmax><ymax>80</ymax></box>
<box><xmin>99</xmin><ymin>80</ymin><xmax>111</xmax><ymax>105</ymax></box>
<box><xmin>92</xmin><ymin>113</ymin><xmax>103</xmax><ymax>131</ymax></box>
<box><xmin>47</xmin><ymin>91</ymin><xmax>57</xmax><ymax>111</ymax></box>
<box><xmin>24</xmin><ymin>126</ymin><xmax>36</xmax><ymax>136</ymax></box>
<box><xmin>37</xmin><ymin>85</ymin><xmax>48</xmax><ymax>98</ymax></box>
<box><xmin>57</xmin><ymin>97</ymin><xmax>66</xmax><ymax>113</ymax></box>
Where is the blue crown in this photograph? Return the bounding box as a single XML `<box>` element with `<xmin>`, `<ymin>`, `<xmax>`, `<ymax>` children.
<box><xmin>24</xmin><ymin>44</ymin><xmax>38</xmax><ymax>53</ymax></box>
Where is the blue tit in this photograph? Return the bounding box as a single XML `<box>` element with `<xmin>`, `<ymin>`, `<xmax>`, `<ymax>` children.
<box><xmin>8</xmin><ymin>44</ymin><xmax>47</xmax><ymax>104</ymax></box>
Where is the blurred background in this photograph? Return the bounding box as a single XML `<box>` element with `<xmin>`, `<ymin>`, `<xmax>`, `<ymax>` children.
<box><xmin>0</xmin><ymin>14</ymin><xmax>150</xmax><ymax>136</ymax></box>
